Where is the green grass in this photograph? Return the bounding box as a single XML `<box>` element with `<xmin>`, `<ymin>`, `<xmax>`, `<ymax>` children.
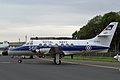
<box><xmin>64</xmin><ymin>55</ymin><xmax>118</xmax><ymax>62</ymax></box>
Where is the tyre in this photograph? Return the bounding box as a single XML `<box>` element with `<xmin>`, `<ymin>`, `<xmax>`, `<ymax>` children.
<box><xmin>18</xmin><ymin>59</ymin><xmax>22</xmax><ymax>63</ymax></box>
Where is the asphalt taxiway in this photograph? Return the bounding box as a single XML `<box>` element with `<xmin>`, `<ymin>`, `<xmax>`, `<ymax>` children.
<box><xmin>0</xmin><ymin>56</ymin><xmax>120</xmax><ymax>80</ymax></box>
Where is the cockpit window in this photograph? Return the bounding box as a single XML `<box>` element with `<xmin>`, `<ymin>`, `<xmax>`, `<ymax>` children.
<box><xmin>25</xmin><ymin>42</ymin><xmax>29</xmax><ymax>45</ymax></box>
<box><xmin>24</xmin><ymin>41</ymin><xmax>33</xmax><ymax>45</ymax></box>
<box><xmin>30</xmin><ymin>42</ymin><xmax>33</xmax><ymax>45</ymax></box>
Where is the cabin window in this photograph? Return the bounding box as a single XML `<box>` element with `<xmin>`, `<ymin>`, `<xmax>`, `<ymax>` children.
<box><xmin>61</xmin><ymin>44</ymin><xmax>64</xmax><ymax>47</ymax></box>
<box><xmin>70</xmin><ymin>43</ymin><xmax>74</xmax><ymax>47</ymax></box>
<box><xmin>55</xmin><ymin>43</ymin><xmax>58</xmax><ymax>46</ymax></box>
<box><xmin>48</xmin><ymin>44</ymin><xmax>52</xmax><ymax>47</ymax></box>
<box><xmin>87</xmin><ymin>42</ymin><xmax>88</xmax><ymax>44</ymax></box>
<box><xmin>66</xmin><ymin>44</ymin><xmax>69</xmax><ymax>47</ymax></box>
<box><xmin>44</xmin><ymin>44</ymin><xmax>47</xmax><ymax>47</ymax></box>
<box><xmin>39</xmin><ymin>44</ymin><xmax>42</xmax><ymax>47</ymax></box>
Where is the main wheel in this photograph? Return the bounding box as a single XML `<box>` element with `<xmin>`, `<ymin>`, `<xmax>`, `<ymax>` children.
<box><xmin>18</xmin><ymin>59</ymin><xmax>22</xmax><ymax>63</ymax></box>
<box><xmin>53</xmin><ymin>58</ymin><xmax>61</xmax><ymax>65</ymax></box>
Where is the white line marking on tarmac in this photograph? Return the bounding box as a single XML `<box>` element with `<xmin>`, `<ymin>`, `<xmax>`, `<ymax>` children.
<box><xmin>63</xmin><ymin>61</ymin><xmax>120</xmax><ymax>70</ymax></box>
<box><xmin>0</xmin><ymin>62</ymin><xmax>12</xmax><ymax>64</ymax></box>
<box><xmin>38</xmin><ymin>58</ymin><xmax>120</xmax><ymax>70</ymax></box>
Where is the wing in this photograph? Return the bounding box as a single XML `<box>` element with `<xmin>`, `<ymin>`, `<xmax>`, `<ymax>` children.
<box><xmin>46</xmin><ymin>47</ymin><xmax>64</xmax><ymax>58</ymax></box>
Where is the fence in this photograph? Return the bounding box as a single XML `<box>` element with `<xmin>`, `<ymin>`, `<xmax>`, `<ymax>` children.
<box><xmin>79</xmin><ymin>52</ymin><xmax>120</xmax><ymax>57</ymax></box>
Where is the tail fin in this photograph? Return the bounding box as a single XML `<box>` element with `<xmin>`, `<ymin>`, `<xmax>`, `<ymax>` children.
<box><xmin>92</xmin><ymin>22</ymin><xmax>118</xmax><ymax>47</ymax></box>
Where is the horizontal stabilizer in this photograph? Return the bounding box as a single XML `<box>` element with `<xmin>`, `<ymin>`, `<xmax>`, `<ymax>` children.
<box><xmin>97</xmin><ymin>34</ymin><xmax>111</xmax><ymax>37</ymax></box>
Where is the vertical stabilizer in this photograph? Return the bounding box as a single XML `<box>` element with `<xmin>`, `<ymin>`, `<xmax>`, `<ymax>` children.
<box><xmin>93</xmin><ymin>22</ymin><xmax>118</xmax><ymax>47</ymax></box>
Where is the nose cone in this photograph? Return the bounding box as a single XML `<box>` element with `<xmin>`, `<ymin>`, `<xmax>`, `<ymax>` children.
<box><xmin>114</xmin><ymin>56</ymin><xmax>117</xmax><ymax>59</ymax></box>
<box><xmin>2</xmin><ymin>50</ymin><xmax>8</xmax><ymax>56</ymax></box>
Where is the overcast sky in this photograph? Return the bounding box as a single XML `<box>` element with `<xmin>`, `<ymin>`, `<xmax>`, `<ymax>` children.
<box><xmin>0</xmin><ymin>0</ymin><xmax>120</xmax><ymax>42</ymax></box>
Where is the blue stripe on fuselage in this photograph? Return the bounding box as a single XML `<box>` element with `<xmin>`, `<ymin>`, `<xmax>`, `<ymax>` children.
<box><xmin>11</xmin><ymin>45</ymin><xmax>109</xmax><ymax>51</ymax></box>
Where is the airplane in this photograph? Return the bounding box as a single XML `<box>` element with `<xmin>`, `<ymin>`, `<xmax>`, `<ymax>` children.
<box><xmin>2</xmin><ymin>22</ymin><xmax>118</xmax><ymax>65</ymax></box>
<box><xmin>0</xmin><ymin>41</ymin><xmax>9</xmax><ymax>50</ymax></box>
<box><xmin>114</xmin><ymin>54</ymin><xmax>120</xmax><ymax>62</ymax></box>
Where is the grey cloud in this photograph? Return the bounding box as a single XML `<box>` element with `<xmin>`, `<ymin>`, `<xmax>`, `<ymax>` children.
<box><xmin>0</xmin><ymin>0</ymin><xmax>120</xmax><ymax>41</ymax></box>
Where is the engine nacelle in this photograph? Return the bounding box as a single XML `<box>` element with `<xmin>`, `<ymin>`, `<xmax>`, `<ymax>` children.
<box><xmin>31</xmin><ymin>49</ymin><xmax>40</xmax><ymax>53</ymax></box>
<box><xmin>35</xmin><ymin>49</ymin><xmax>40</xmax><ymax>53</ymax></box>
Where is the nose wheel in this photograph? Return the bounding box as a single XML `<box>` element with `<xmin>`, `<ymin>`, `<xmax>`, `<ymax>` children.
<box><xmin>18</xmin><ymin>59</ymin><xmax>22</xmax><ymax>63</ymax></box>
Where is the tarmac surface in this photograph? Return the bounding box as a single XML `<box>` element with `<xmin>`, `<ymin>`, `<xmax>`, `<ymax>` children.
<box><xmin>0</xmin><ymin>56</ymin><xmax>120</xmax><ymax>80</ymax></box>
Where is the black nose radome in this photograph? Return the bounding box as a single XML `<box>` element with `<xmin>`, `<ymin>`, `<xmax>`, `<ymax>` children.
<box><xmin>2</xmin><ymin>50</ymin><xmax>8</xmax><ymax>56</ymax></box>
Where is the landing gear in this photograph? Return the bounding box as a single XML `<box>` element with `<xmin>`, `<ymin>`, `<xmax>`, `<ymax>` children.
<box><xmin>54</xmin><ymin>59</ymin><xmax>61</xmax><ymax>65</ymax></box>
<box><xmin>18</xmin><ymin>56</ymin><xmax>22</xmax><ymax>63</ymax></box>
<box><xmin>11</xmin><ymin>55</ymin><xmax>14</xmax><ymax>58</ymax></box>
<box><xmin>39</xmin><ymin>55</ymin><xmax>45</xmax><ymax>58</ymax></box>
<box><xmin>53</xmin><ymin>54</ymin><xmax>61</xmax><ymax>65</ymax></box>
<box><xmin>18</xmin><ymin>59</ymin><xmax>22</xmax><ymax>63</ymax></box>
